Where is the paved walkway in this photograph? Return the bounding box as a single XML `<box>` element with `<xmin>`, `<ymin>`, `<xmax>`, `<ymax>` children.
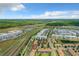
<box><xmin>30</xmin><ymin>50</ymin><xmax>36</xmax><ymax>56</ymax></box>
<box><xmin>48</xmin><ymin>38</ymin><xmax>57</xmax><ymax>56</ymax></box>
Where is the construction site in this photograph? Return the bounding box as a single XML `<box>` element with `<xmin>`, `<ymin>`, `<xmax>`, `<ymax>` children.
<box><xmin>20</xmin><ymin>26</ymin><xmax>79</xmax><ymax>56</ymax></box>
<box><xmin>0</xmin><ymin>25</ymin><xmax>79</xmax><ymax>56</ymax></box>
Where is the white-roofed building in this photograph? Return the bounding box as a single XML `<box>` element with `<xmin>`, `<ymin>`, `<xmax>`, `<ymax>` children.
<box><xmin>52</xmin><ymin>29</ymin><xmax>79</xmax><ymax>40</ymax></box>
<box><xmin>0</xmin><ymin>30</ymin><xmax>23</xmax><ymax>41</ymax></box>
<box><xmin>35</xmin><ymin>29</ymin><xmax>49</xmax><ymax>40</ymax></box>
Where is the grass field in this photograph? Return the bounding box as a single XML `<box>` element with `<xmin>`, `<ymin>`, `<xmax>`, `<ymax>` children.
<box><xmin>0</xmin><ymin>23</ymin><xmax>44</xmax><ymax>55</ymax></box>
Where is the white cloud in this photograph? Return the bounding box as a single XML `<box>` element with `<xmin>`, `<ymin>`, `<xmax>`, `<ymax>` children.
<box><xmin>0</xmin><ymin>4</ymin><xmax>79</xmax><ymax>19</ymax></box>
<box><xmin>30</xmin><ymin>11</ymin><xmax>79</xmax><ymax>19</ymax></box>
<box><xmin>0</xmin><ymin>3</ymin><xmax>25</xmax><ymax>12</ymax></box>
<box><xmin>10</xmin><ymin>4</ymin><xmax>25</xmax><ymax>11</ymax></box>
<box><xmin>44</xmin><ymin>11</ymin><xmax>68</xmax><ymax>16</ymax></box>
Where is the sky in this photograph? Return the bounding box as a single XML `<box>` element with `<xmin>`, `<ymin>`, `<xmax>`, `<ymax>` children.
<box><xmin>1</xmin><ymin>3</ymin><xmax>79</xmax><ymax>19</ymax></box>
